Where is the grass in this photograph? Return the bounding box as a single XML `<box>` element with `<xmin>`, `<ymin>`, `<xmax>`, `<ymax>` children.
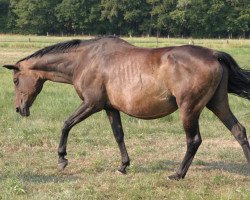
<box><xmin>0</xmin><ymin>35</ymin><xmax>250</xmax><ymax>199</ymax></box>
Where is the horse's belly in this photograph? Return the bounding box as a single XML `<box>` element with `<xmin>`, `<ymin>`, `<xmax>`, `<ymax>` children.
<box><xmin>125</xmin><ymin>96</ymin><xmax>177</xmax><ymax>119</ymax></box>
<box><xmin>107</xmin><ymin>86</ymin><xmax>178</xmax><ymax>119</ymax></box>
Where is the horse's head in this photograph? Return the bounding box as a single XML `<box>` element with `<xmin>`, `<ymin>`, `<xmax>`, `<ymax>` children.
<box><xmin>3</xmin><ymin>64</ymin><xmax>45</xmax><ymax>117</ymax></box>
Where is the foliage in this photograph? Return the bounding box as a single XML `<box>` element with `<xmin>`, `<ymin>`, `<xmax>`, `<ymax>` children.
<box><xmin>8</xmin><ymin>0</ymin><xmax>61</xmax><ymax>34</ymax></box>
<box><xmin>0</xmin><ymin>0</ymin><xmax>249</xmax><ymax>37</ymax></box>
<box><xmin>0</xmin><ymin>0</ymin><xmax>10</xmax><ymax>32</ymax></box>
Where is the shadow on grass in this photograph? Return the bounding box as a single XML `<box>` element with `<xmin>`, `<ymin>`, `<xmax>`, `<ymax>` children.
<box><xmin>18</xmin><ymin>171</ymin><xmax>79</xmax><ymax>183</ymax></box>
<box><xmin>196</xmin><ymin>161</ymin><xmax>250</xmax><ymax>176</ymax></box>
<box><xmin>131</xmin><ymin>160</ymin><xmax>179</xmax><ymax>173</ymax></box>
<box><xmin>132</xmin><ymin>160</ymin><xmax>249</xmax><ymax>177</ymax></box>
<box><xmin>11</xmin><ymin>161</ymin><xmax>248</xmax><ymax>183</ymax></box>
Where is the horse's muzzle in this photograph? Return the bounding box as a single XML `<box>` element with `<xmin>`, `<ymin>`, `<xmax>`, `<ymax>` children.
<box><xmin>16</xmin><ymin>106</ymin><xmax>30</xmax><ymax>117</ymax></box>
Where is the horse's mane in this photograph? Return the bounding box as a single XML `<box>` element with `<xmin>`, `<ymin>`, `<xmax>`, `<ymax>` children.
<box><xmin>17</xmin><ymin>36</ymin><xmax>119</xmax><ymax>63</ymax></box>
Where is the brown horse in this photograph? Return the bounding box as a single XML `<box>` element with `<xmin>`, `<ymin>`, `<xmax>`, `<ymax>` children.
<box><xmin>3</xmin><ymin>37</ymin><xmax>250</xmax><ymax>180</ymax></box>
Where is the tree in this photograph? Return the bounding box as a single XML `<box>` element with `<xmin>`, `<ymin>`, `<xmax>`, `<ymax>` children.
<box><xmin>230</xmin><ymin>0</ymin><xmax>250</xmax><ymax>38</ymax></box>
<box><xmin>147</xmin><ymin>0</ymin><xmax>177</xmax><ymax>36</ymax></box>
<box><xmin>55</xmin><ymin>0</ymin><xmax>105</xmax><ymax>35</ymax></box>
<box><xmin>10</xmin><ymin>0</ymin><xmax>60</xmax><ymax>34</ymax></box>
<box><xmin>100</xmin><ymin>0</ymin><xmax>127</xmax><ymax>35</ymax></box>
<box><xmin>0</xmin><ymin>0</ymin><xmax>249</xmax><ymax>37</ymax></box>
<box><xmin>169</xmin><ymin>0</ymin><xmax>191</xmax><ymax>37</ymax></box>
<box><xmin>101</xmin><ymin>0</ymin><xmax>151</xmax><ymax>36</ymax></box>
<box><xmin>56</xmin><ymin>0</ymin><xmax>92</xmax><ymax>34</ymax></box>
<box><xmin>0</xmin><ymin>0</ymin><xmax>10</xmax><ymax>33</ymax></box>
<box><xmin>121</xmin><ymin>0</ymin><xmax>151</xmax><ymax>36</ymax></box>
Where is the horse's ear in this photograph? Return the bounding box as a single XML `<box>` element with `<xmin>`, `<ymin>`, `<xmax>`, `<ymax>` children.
<box><xmin>2</xmin><ymin>65</ymin><xmax>19</xmax><ymax>71</ymax></box>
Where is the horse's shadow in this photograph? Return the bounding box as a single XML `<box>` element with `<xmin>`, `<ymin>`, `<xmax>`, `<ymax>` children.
<box><xmin>18</xmin><ymin>171</ymin><xmax>79</xmax><ymax>183</ymax></box>
<box><xmin>196</xmin><ymin>161</ymin><xmax>250</xmax><ymax>176</ymax></box>
<box><xmin>13</xmin><ymin>160</ymin><xmax>249</xmax><ymax>183</ymax></box>
<box><xmin>131</xmin><ymin>160</ymin><xmax>178</xmax><ymax>173</ymax></box>
<box><xmin>131</xmin><ymin>160</ymin><xmax>250</xmax><ymax>176</ymax></box>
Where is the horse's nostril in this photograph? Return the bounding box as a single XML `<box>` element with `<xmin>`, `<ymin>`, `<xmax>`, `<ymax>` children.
<box><xmin>16</xmin><ymin>107</ymin><xmax>20</xmax><ymax>113</ymax></box>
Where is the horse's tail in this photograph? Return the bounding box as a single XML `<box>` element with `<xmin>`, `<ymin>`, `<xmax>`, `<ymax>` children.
<box><xmin>214</xmin><ymin>51</ymin><xmax>250</xmax><ymax>100</ymax></box>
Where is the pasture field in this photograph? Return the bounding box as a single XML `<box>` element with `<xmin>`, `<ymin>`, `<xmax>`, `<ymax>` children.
<box><xmin>0</xmin><ymin>35</ymin><xmax>250</xmax><ymax>200</ymax></box>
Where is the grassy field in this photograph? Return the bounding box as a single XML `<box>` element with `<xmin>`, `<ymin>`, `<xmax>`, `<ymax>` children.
<box><xmin>0</xmin><ymin>35</ymin><xmax>250</xmax><ymax>200</ymax></box>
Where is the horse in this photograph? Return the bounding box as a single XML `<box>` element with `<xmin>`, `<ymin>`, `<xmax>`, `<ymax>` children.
<box><xmin>3</xmin><ymin>36</ymin><xmax>250</xmax><ymax>180</ymax></box>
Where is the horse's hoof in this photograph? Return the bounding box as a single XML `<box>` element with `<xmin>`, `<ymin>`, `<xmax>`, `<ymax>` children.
<box><xmin>116</xmin><ymin>169</ymin><xmax>127</xmax><ymax>175</ymax></box>
<box><xmin>167</xmin><ymin>173</ymin><xmax>182</xmax><ymax>180</ymax></box>
<box><xmin>58</xmin><ymin>159</ymin><xmax>68</xmax><ymax>171</ymax></box>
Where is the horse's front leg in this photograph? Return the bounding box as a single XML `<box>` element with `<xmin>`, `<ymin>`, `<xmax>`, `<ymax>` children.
<box><xmin>58</xmin><ymin>102</ymin><xmax>98</xmax><ymax>171</ymax></box>
<box><xmin>106</xmin><ymin>108</ymin><xmax>130</xmax><ymax>174</ymax></box>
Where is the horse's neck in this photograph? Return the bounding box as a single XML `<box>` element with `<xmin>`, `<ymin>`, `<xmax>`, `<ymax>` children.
<box><xmin>30</xmin><ymin>54</ymin><xmax>75</xmax><ymax>84</ymax></box>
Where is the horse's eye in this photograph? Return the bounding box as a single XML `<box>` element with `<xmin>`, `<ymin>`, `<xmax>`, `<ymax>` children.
<box><xmin>13</xmin><ymin>78</ymin><xmax>19</xmax><ymax>85</ymax></box>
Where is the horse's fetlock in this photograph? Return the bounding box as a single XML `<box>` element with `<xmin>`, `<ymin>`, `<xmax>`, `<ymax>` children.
<box><xmin>58</xmin><ymin>149</ymin><xmax>67</xmax><ymax>157</ymax></box>
<box><xmin>122</xmin><ymin>159</ymin><xmax>130</xmax><ymax>166</ymax></box>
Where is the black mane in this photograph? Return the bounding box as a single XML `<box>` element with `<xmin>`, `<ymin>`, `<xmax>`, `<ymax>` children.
<box><xmin>17</xmin><ymin>39</ymin><xmax>82</xmax><ymax>63</ymax></box>
<box><xmin>17</xmin><ymin>36</ymin><xmax>119</xmax><ymax>63</ymax></box>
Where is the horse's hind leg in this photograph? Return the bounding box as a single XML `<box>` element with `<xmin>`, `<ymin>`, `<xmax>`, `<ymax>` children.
<box><xmin>169</xmin><ymin>108</ymin><xmax>202</xmax><ymax>180</ymax></box>
<box><xmin>106</xmin><ymin>108</ymin><xmax>130</xmax><ymax>174</ymax></box>
<box><xmin>207</xmin><ymin>98</ymin><xmax>250</xmax><ymax>164</ymax></box>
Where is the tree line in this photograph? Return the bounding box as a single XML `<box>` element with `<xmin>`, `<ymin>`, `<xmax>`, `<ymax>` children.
<box><xmin>0</xmin><ymin>0</ymin><xmax>249</xmax><ymax>38</ymax></box>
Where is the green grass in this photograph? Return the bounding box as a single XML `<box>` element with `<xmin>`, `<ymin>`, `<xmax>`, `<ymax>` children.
<box><xmin>0</xmin><ymin>35</ymin><xmax>250</xmax><ymax>200</ymax></box>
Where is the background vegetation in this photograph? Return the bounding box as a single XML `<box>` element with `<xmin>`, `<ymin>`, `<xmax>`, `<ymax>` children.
<box><xmin>0</xmin><ymin>0</ymin><xmax>250</xmax><ymax>38</ymax></box>
<box><xmin>0</xmin><ymin>35</ymin><xmax>250</xmax><ymax>199</ymax></box>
